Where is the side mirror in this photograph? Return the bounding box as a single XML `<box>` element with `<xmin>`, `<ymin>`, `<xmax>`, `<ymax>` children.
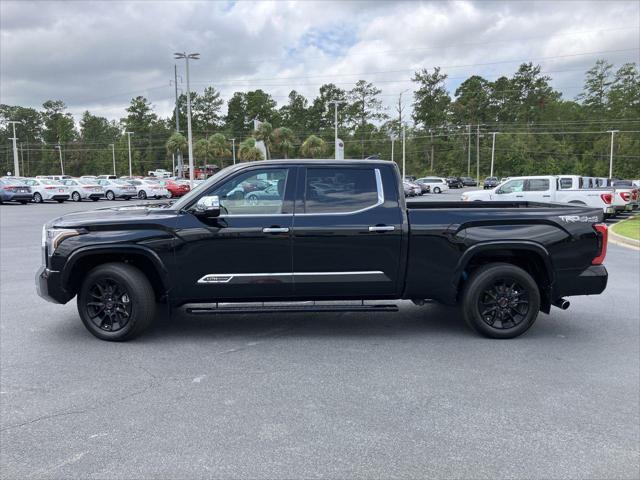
<box><xmin>194</xmin><ymin>195</ymin><xmax>221</xmax><ymax>218</ymax></box>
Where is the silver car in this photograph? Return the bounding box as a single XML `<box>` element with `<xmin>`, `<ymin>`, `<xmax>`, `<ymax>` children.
<box><xmin>96</xmin><ymin>179</ymin><xmax>137</xmax><ymax>200</ymax></box>
<box><xmin>127</xmin><ymin>179</ymin><xmax>170</xmax><ymax>200</ymax></box>
<box><xmin>61</xmin><ymin>178</ymin><xmax>105</xmax><ymax>202</ymax></box>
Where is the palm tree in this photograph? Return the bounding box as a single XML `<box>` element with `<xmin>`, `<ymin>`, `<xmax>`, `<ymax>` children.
<box><xmin>238</xmin><ymin>137</ymin><xmax>264</xmax><ymax>161</ymax></box>
<box><xmin>254</xmin><ymin>121</ymin><xmax>273</xmax><ymax>159</ymax></box>
<box><xmin>209</xmin><ymin>133</ymin><xmax>231</xmax><ymax>166</ymax></box>
<box><xmin>273</xmin><ymin>127</ymin><xmax>296</xmax><ymax>159</ymax></box>
<box><xmin>194</xmin><ymin>138</ymin><xmax>214</xmax><ymax>164</ymax></box>
<box><xmin>301</xmin><ymin>135</ymin><xmax>326</xmax><ymax>158</ymax></box>
<box><xmin>166</xmin><ymin>132</ymin><xmax>187</xmax><ymax>176</ymax></box>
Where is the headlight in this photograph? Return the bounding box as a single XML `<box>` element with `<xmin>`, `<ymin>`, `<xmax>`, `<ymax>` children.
<box><xmin>43</xmin><ymin>227</ymin><xmax>81</xmax><ymax>259</ymax></box>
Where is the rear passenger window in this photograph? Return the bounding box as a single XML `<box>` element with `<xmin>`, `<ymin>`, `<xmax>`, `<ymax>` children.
<box><xmin>526</xmin><ymin>179</ymin><xmax>550</xmax><ymax>191</ymax></box>
<box><xmin>304</xmin><ymin>168</ymin><xmax>379</xmax><ymax>214</ymax></box>
<box><xmin>559</xmin><ymin>178</ymin><xmax>572</xmax><ymax>189</ymax></box>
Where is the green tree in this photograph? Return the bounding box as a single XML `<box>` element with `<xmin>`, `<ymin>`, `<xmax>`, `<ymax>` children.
<box><xmin>347</xmin><ymin>80</ymin><xmax>387</xmax><ymax>158</ymax></box>
<box><xmin>452</xmin><ymin>75</ymin><xmax>491</xmax><ymax>125</ymax></box>
<box><xmin>411</xmin><ymin>67</ymin><xmax>450</xmax><ymax>129</ymax></box>
<box><xmin>193</xmin><ymin>86</ymin><xmax>224</xmax><ymax>132</ymax></box>
<box><xmin>238</xmin><ymin>137</ymin><xmax>264</xmax><ymax>161</ymax></box>
<box><xmin>254</xmin><ymin>120</ymin><xmax>274</xmax><ymax>159</ymax></box>
<box><xmin>225</xmin><ymin>92</ymin><xmax>248</xmax><ymax>137</ymax></box>
<box><xmin>509</xmin><ymin>63</ymin><xmax>561</xmax><ymax>123</ymax></box>
<box><xmin>42</xmin><ymin>100</ymin><xmax>76</xmax><ymax>144</ymax></box>
<box><xmin>194</xmin><ymin>138</ymin><xmax>215</xmax><ymax>163</ymax></box>
<box><xmin>272</xmin><ymin>127</ymin><xmax>297</xmax><ymax>158</ymax></box>
<box><xmin>209</xmin><ymin>133</ymin><xmax>231</xmax><ymax>166</ymax></box>
<box><xmin>577</xmin><ymin>59</ymin><xmax>614</xmax><ymax>115</ymax></box>
<box><xmin>607</xmin><ymin>62</ymin><xmax>639</xmax><ymax>119</ymax></box>
<box><xmin>279</xmin><ymin>90</ymin><xmax>309</xmax><ymax>139</ymax></box>
<box><xmin>301</xmin><ymin>134</ymin><xmax>326</xmax><ymax>158</ymax></box>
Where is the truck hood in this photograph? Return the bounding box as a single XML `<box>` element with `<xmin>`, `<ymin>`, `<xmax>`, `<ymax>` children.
<box><xmin>51</xmin><ymin>204</ymin><xmax>180</xmax><ymax>229</ymax></box>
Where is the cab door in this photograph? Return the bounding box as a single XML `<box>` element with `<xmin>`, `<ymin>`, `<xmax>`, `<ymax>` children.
<box><xmin>524</xmin><ymin>178</ymin><xmax>552</xmax><ymax>202</ymax></box>
<box><xmin>291</xmin><ymin>165</ymin><xmax>403</xmax><ymax>299</ymax></box>
<box><xmin>492</xmin><ymin>178</ymin><xmax>525</xmax><ymax>201</ymax></box>
<box><xmin>174</xmin><ymin>166</ymin><xmax>296</xmax><ymax>303</ymax></box>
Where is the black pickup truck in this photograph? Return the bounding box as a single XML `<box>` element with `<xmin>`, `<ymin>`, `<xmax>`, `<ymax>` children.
<box><xmin>37</xmin><ymin>160</ymin><xmax>608</xmax><ymax>341</ymax></box>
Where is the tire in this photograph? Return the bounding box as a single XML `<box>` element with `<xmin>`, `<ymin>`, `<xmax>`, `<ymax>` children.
<box><xmin>77</xmin><ymin>263</ymin><xmax>156</xmax><ymax>341</ymax></box>
<box><xmin>461</xmin><ymin>263</ymin><xmax>541</xmax><ymax>339</ymax></box>
<box><xmin>72</xmin><ymin>191</ymin><xmax>81</xmax><ymax>202</ymax></box>
<box><xmin>33</xmin><ymin>192</ymin><xmax>43</xmax><ymax>203</ymax></box>
<box><xmin>139</xmin><ymin>190</ymin><xmax>147</xmax><ymax>200</ymax></box>
<box><xmin>433</xmin><ymin>187</ymin><xmax>441</xmax><ymax>194</ymax></box>
<box><xmin>167</xmin><ymin>191</ymin><xmax>173</xmax><ymax>199</ymax></box>
<box><xmin>106</xmin><ymin>190</ymin><xmax>115</xmax><ymax>201</ymax></box>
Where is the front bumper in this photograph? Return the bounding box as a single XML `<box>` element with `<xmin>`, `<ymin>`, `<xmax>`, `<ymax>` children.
<box><xmin>36</xmin><ymin>266</ymin><xmax>72</xmax><ymax>304</ymax></box>
<box><xmin>553</xmin><ymin>265</ymin><xmax>608</xmax><ymax>298</ymax></box>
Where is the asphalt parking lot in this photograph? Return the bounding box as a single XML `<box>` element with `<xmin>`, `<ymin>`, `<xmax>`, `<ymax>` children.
<box><xmin>1</xmin><ymin>197</ymin><xmax>639</xmax><ymax>479</ymax></box>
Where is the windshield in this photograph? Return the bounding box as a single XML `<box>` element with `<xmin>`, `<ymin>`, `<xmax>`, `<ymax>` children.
<box><xmin>171</xmin><ymin>165</ymin><xmax>237</xmax><ymax>210</ymax></box>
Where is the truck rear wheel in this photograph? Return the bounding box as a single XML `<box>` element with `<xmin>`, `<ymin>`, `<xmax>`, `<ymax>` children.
<box><xmin>461</xmin><ymin>263</ymin><xmax>540</xmax><ymax>339</ymax></box>
<box><xmin>77</xmin><ymin>263</ymin><xmax>156</xmax><ymax>341</ymax></box>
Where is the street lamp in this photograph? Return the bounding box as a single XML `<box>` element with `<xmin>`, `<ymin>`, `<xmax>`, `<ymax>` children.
<box><xmin>54</xmin><ymin>144</ymin><xmax>64</xmax><ymax>175</ymax></box>
<box><xmin>108</xmin><ymin>143</ymin><xmax>116</xmax><ymax>176</ymax></box>
<box><xmin>489</xmin><ymin>132</ymin><xmax>498</xmax><ymax>177</ymax></box>
<box><xmin>328</xmin><ymin>100</ymin><xmax>346</xmax><ymax>160</ymax></box>
<box><xmin>174</xmin><ymin>52</ymin><xmax>200</xmax><ymax>187</ymax></box>
<box><xmin>125</xmin><ymin>131</ymin><xmax>134</xmax><ymax>177</ymax></box>
<box><xmin>231</xmin><ymin>138</ymin><xmax>236</xmax><ymax>165</ymax></box>
<box><xmin>607</xmin><ymin>130</ymin><xmax>619</xmax><ymax>179</ymax></box>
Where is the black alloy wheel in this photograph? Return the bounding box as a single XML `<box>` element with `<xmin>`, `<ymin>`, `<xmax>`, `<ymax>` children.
<box><xmin>461</xmin><ymin>263</ymin><xmax>540</xmax><ymax>339</ymax></box>
<box><xmin>85</xmin><ymin>278</ymin><xmax>132</xmax><ymax>332</ymax></box>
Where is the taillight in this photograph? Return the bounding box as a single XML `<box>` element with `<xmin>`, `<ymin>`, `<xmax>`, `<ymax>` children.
<box><xmin>619</xmin><ymin>192</ymin><xmax>631</xmax><ymax>202</ymax></box>
<box><xmin>592</xmin><ymin>224</ymin><xmax>608</xmax><ymax>265</ymax></box>
<box><xmin>600</xmin><ymin>193</ymin><xmax>612</xmax><ymax>204</ymax></box>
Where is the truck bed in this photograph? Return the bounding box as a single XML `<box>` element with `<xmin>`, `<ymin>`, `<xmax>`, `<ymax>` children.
<box><xmin>406</xmin><ymin>200</ymin><xmax>575</xmax><ymax>209</ymax></box>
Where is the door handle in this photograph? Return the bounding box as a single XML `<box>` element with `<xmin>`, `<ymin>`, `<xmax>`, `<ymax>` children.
<box><xmin>542</xmin><ymin>195</ymin><xmax>551</xmax><ymax>198</ymax></box>
<box><xmin>515</xmin><ymin>195</ymin><xmax>524</xmax><ymax>198</ymax></box>
<box><xmin>368</xmin><ymin>225</ymin><xmax>395</xmax><ymax>232</ymax></box>
<box><xmin>262</xmin><ymin>227</ymin><xmax>289</xmax><ymax>233</ymax></box>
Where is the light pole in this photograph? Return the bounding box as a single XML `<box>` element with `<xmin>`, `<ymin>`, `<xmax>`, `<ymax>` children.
<box><xmin>109</xmin><ymin>144</ymin><xmax>116</xmax><ymax>176</ymax></box>
<box><xmin>402</xmin><ymin>124</ymin><xmax>406</xmax><ymax>180</ymax></box>
<box><xmin>476</xmin><ymin>125</ymin><xmax>484</xmax><ymax>185</ymax></box>
<box><xmin>8</xmin><ymin>120</ymin><xmax>21</xmax><ymax>177</ymax></box>
<box><xmin>174</xmin><ymin>52</ymin><xmax>200</xmax><ymax>187</ymax></box>
<box><xmin>467</xmin><ymin>124</ymin><xmax>471</xmax><ymax>176</ymax></box>
<box><xmin>54</xmin><ymin>145</ymin><xmax>64</xmax><ymax>175</ymax></box>
<box><xmin>231</xmin><ymin>138</ymin><xmax>236</xmax><ymax>165</ymax></box>
<box><xmin>390</xmin><ymin>134</ymin><xmax>396</xmax><ymax>163</ymax></box>
<box><xmin>328</xmin><ymin>100</ymin><xmax>346</xmax><ymax>160</ymax></box>
<box><xmin>607</xmin><ymin>130</ymin><xmax>619</xmax><ymax>179</ymax></box>
<box><xmin>125</xmin><ymin>131</ymin><xmax>134</xmax><ymax>177</ymax></box>
<box><xmin>489</xmin><ymin>132</ymin><xmax>497</xmax><ymax>177</ymax></box>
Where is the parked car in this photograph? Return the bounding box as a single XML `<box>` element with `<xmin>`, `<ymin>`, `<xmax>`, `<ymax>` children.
<box><xmin>23</xmin><ymin>178</ymin><xmax>70</xmax><ymax>203</ymax></box>
<box><xmin>403</xmin><ymin>181</ymin><xmax>420</xmax><ymax>197</ymax></box>
<box><xmin>61</xmin><ymin>178</ymin><xmax>105</xmax><ymax>202</ymax></box>
<box><xmin>404</xmin><ymin>175</ymin><xmax>416</xmax><ymax>182</ymax></box>
<box><xmin>446</xmin><ymin>176</ymin><xmax>464</xmax><ymax>188</ymax></box>
<box><xmin>461</xmin><ymin>175</ymin><xmax>616</xmax><ymax>217</ymax></box>
<box><xmin>36</xmin><ymin>175</ymin><xmax>72</xmax><ymax>181</ymax></box>
<box><xmin>80</xmin><ymin>175</ymin><xmax>97</xmax><ymax>180</ymax></box>
<box><xmin>97</xmin><ymin>175</ymin><xmax>118</xmax><ymax>180</ymax></box>
<box><xmin>612</xmin><ymin>180</ymin><xmax>639</xmax><ymax>210</ymax></box>
<box><xmin>0</xmin><ymin>178</ymin><xmax>32</xmax><ymax>204</ymax></box>
<box><xmin>37</xmin><ymin>159</ymin><xmax>608</xmax><ymax>342</ymax></box>
<box><xmin>147</xmin><ymin>169</ymin><xmax>171</xmax><ymax>178</ymax></box>
<box><xmin>460</xmin><ymin>177</ymin><xmax>478</xmax><ymax>187</ymax></box>
<box><xmin>158</xmin><ymin>179</ymin><xmax>190</xmax><ymax>198</ymax></box>
<box><xmin>127</xmin><ymin>179</ymin><xmax>169</xmax><ymax>199</ymax></box>
<box><xmin>483</xmin><ymin>177</ymin><xmax>500</xmax><ymax>189</ymax></box>
<box><xmin>416</xmin><ymin>177</ymin><xmax>449</xmax><ymax>194</ymax></box>
<box><xmin>96</xmin><ymin>179</ymin><xmax>137</xmax><ymax>200</ymax></box>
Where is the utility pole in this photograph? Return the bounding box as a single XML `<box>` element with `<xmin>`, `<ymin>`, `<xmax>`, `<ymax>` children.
<box><xmin>54</xmin><ymin>145</ymin><xmax>64</xmax><ymax>175</ymax></box>
<box><xmin>402</xmin><ymin>124</ymin><xmax>406</xmax><ymax>180</ymax></box>
<box><xmin>19</xmin><ymin>143</ymin><xmax>24</xmax><ymax>175</ymax></box>
<box><xmin>328</xmin><ymin>100</ymin><xmax>346</xmax><ymax>160</ymax></box>
<box><xmin>174</xmin><ymin>52</ymin><xmax>200</xmax><ymax>188</ymax></box>
<box><xmin>467</xmin><ymin>124</ymin><xmax>471</xmax><ymax>176</ymax></box>
<box><xmin>476</xmin><ymin>125</ymin><xmax>481</xmax><ymax>185</ymax></box>
<box><xmin>430</xmin><ymin>129</ymin><xmax>434</xmax><ymax>172</ymax></box>
<box><xmin>607</xmin><ymin>130</ymin><xmax>619</xmax><ymax>179</ymax></box>
<box><xmin>490</xmin><ymin>132</ymin><xmax>497</xmax><ymax>177</ymax></box>
<box><xmin>109</xmin><ymin>143</ymin><xmax>116</xmax><ymax>176</ymax></box>
<box><xmin>231</xmin><ymin>138</ymin><xmax>236</xmax><ymax>165</ymax></box>
<box><xmin>397</xmin><ymin>89</ymin><xmax>408</xmax><ymax>140</ymax></box>
<box><xmin>8</xmin><ymin>120</ymin><xmax>21</xmax><ymax>177</ymax></box>
<box><xmin>390</xmin><ymin>135</ymin><xmax>396</xmax><ymax>163</ymax></box>
<box><xmin>125</xmin><ymin>131</ymin><xmax>134</xmax><ymax>177</ymax></box>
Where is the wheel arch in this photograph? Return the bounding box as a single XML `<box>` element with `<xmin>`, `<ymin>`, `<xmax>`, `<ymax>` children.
<box><xmin>454</xmin><ymin>241</ymin><xmax>554</xmax><ymax>313</ymax></box>
<box><xmin>63</xmin><ymin>246</ymin><xmax>170</xmax><ymax>302</ymax></box>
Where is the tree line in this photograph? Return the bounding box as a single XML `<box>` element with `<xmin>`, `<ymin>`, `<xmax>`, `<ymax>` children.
<box><xmin>1</xmin><ymin>59</ymin><xmax>638</xmax><ymax>179</ymax></box>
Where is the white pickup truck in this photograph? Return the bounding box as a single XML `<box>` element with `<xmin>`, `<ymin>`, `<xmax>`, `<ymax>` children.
<box><xmin>462</xmin><ymin>175</ymin><xmax>616</xmax><ymax>217</ymax></box>
<box><xmin>147</xmin><ymin>169</ymin><xmax>171</xmax><ymax>178</ymax></box>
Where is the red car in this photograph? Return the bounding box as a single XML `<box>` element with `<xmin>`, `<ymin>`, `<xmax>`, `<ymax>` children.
<box><xmin>159</xmin><ymin>179</ymin><xmax>190</xmax><ymax>198</ymax></box>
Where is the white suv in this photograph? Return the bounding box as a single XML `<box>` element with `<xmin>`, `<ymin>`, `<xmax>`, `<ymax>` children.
<box><xmin>416</xmin><ymin>177</ymin><xmax>449</xmax><ymax>194</ymax></box>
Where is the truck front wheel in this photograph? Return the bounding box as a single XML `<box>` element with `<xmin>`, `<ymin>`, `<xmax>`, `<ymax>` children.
<box><xmin>77</xmin><ymin>263</ymin><xmax>156</xmax><ymax>341</ymax></box>
<box><xmin>461</xmin><ymin>263</ymin><xmax>540</xmax><ymax>339</ymax></box>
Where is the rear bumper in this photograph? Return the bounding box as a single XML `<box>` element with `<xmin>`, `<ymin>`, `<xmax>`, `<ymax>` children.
<box><xmin>36</xmin><ymin>266</ymin><xmax>72</xmax><ymax>304</ymax></box>
<box><xmin>3</xmin><ymin>193</ymin><xmax>33</xmax><ymax>201</ymax></box>
<box><xmin>553</xmin><ymin>265</ymin><xmax>608</xmax><ymax>298</ymax></box>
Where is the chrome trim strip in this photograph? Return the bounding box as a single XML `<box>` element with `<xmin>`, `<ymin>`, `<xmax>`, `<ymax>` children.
<box><xmin>197</xmin><ymin>270</ymin><xmax>389</xmax><ymax>284</ymax></box>
<box><xmin>297</xmin><ymin>168</ymin><xmax>385</xmax><ymax>216</ymax></box>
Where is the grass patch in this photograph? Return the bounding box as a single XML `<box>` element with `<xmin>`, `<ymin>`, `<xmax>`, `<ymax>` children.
<box><xmin>611</xmin><ymin>215</ymin><xmax>640</xmax><ymax>241</ymax></box>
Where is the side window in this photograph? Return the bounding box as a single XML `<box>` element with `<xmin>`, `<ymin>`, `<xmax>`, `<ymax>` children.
<box><xmin>304</xmin><ymin>168</ymin><xmax>379</xmax><ymax>214</ymax></box>
<box><xmin>209</xmin><ymin>168</ymin><xmax>288</xmax><ymax>215</ymax></box>
<box><xmin>559</xmin><ymin>178</ymin><xmax>572</xmax><ymax>189</ymax></box>
<box><xmin>526</xmin><ymin>179</ymin><xmax>550</xmax><ymax>191</ymax></box>
<box><xmin>497</xmin><ymin>179</ymin><xmax>524</xmax><ymax>194</ymax></box>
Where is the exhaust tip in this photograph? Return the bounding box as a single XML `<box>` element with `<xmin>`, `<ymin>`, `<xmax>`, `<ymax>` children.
<box><xmin>553</xmin><ymin>298</ymin><xmax>570</xmax><ymax>310</ymax></box>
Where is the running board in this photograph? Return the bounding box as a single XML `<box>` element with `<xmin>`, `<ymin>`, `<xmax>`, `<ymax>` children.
<box><xmin>184</xmin><ymin>301</ymin><xmax>399</xmax><ymax>315</ymax></box>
